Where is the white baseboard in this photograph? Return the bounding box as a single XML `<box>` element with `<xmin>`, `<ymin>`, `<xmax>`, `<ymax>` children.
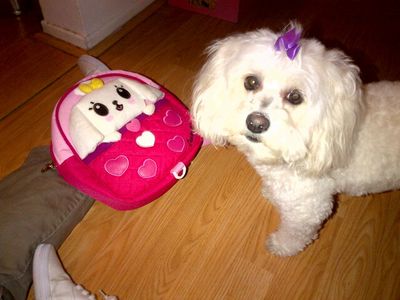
<box><xmin>39</xmin><ymin>0</ymin><xmax>155</xmax><ymax>50</ymax></box>
<box><xmin>41</xmin><ymin>20</ymin><xmax>89</xmax><ymax>49</ymax></box>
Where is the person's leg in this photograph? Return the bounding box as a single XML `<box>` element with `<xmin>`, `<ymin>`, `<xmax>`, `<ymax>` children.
<box><xmin>0</xmin><ymin>286</ymin><xmax>15</xmax><ymax>300</ymax></box>
<box><xmin>0</xmin><ymin>147</ymin><xmax>94</xmax><ymax>300</ymax></box>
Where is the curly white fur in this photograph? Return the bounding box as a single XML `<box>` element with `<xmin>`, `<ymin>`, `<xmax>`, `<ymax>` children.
<box><xmin>191</xmin><ymin>23</ymin><xmax>400</xmax><ymax>256</ymax></box>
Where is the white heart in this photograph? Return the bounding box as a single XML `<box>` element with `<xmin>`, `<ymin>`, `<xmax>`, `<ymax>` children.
<box><xmin>136</xmin><ymin>131</ymin><xmax>155</xmax><ymax>148</ymax></box>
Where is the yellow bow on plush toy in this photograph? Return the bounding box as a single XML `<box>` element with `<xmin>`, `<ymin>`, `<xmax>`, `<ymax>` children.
<box><xmin>79</xmin><ymin>78</ymin><xmax>104</xmax><ymax>94</ymax></box>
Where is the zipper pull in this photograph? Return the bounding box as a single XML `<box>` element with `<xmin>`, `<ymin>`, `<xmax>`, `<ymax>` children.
<box><xmin>41</xmin><ymin>161</ymin><xmax>55</xmax><ymax>173</ymax></box>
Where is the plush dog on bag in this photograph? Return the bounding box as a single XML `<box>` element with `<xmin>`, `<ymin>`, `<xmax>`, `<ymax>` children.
<box><xmin>191</xmin><ymin>23</ymin><xmax>400</xmax><ymax>256</ymax></box>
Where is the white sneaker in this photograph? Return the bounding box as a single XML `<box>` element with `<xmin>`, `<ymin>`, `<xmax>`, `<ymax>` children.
<box><xmin>77</xmin><ymin>55</ymin><xmax>110</xmax><ymax>76</ymax></box>
<box><xmin>33</xmin><ymin>244</ymin><xmax>117</xmax><ymax>300</ymax></box>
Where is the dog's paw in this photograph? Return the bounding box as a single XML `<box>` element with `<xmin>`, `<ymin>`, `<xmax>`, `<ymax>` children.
<box><xmin>266</xmin><ymin>231</ymin><xmax>308</xmax><ymax>257</ymax></box>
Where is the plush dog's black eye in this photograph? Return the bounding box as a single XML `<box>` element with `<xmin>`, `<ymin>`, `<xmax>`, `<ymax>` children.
<box><xmin>116</xmin><ymin>86</ymin><xmax>131</xmax><ymax>99</ymax></box>
<box><xmin>244</xmin><ymin>75</ymin><xmax>261</xmax><ymax>91</ymax></box>
<box><xmin>89</xmin><ymin>102</ymin><xmax>109</xmax><ymax>116</ymax></box>
<box><xmin>286</xmin><ymin>89</ymin><xmax>303</xmax><ymax>105</ymax></box>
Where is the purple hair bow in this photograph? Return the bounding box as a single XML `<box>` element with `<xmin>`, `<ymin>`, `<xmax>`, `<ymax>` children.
<box><xmin>274</xmin><ymin>27</ymin><xmax>302</xmax><ymax>60</ymax></box>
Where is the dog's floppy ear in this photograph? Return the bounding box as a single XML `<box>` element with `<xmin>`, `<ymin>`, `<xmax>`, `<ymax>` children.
<box><xmin>303</xmin><ymin>46</ymin><xmax>363</xmax><ymax>174</ymax></box>
<box><xmin>191</xmin><ymin>37</ymin><xmax>236</xmax><ymax>146</ymax></box>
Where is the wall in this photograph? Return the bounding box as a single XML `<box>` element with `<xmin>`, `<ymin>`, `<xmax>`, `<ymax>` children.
<box><xmin>39</xmin><ymin>0</ymin><xmax>155</xmax><ymax>49</ymax></box>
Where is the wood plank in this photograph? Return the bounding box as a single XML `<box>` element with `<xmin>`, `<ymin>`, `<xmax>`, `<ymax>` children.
<box><xmin>0</xmin><ymin>67</ymin><xmax>82</xmax><ymax>178</ymax></box>
<box><xmin>0</xmin><ymin>38</ymin><xmax>76</xmax><ymax>120</ymax></box>
<box><xmin>1</xmin><ymin>1</ymin><xmax>398</xmax><ymax>300</ymax></box>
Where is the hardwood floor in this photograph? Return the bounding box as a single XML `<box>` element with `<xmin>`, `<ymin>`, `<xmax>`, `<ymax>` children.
<box><xmin>1</xmin><ymin>0</ymin><xmax>399</xmax><ymax>299</ymax></box>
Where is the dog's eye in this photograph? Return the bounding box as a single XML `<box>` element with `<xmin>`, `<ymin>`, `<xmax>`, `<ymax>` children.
<box><xmin>89</xmin><ymin>101</ymin><xmax>109</xmax><ymax>116</ymax></box>
<box><xmin>116</xmin><ymin>86</ymin><xmax>131</xmax><ymax>99</ymax></box>
<box><xmin>244</xmin><ymin>75</ymin><xmax>261</xmax><ymax>91</ymax></box>
<box><xmin>286</xmin><ymin>89</ymin><xmax>303</xmax><ymax>105</ymax></box>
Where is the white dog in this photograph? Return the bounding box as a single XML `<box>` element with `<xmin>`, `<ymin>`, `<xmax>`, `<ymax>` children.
<box><xmin>191</xmin><ymin>23</ymin><xmax>400</xmax><ymax>256</ymax></box>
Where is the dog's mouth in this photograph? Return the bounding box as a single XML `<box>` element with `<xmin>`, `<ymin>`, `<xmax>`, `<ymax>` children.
<box><xmin>112</xmin><ymin>100</ymin><xmax>124</xmax><ymax>111</ymax></box>
<box><xmin>245</xmin><ymin>134</ymin><xmax>261</xmax><ymax>143</ymax></box>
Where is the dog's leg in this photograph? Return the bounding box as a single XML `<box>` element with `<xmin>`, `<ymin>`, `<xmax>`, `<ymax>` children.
<box><xmin>262</xmin><ymin>177</ymin><xmax>335</xmax><ymax>256</ymax></box>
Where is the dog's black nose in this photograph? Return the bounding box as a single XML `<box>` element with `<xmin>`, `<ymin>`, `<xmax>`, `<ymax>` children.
<box><xmin>246</xmin><ymin>112</ymin><xmax>270</xmax><ymax>133</ymax></box>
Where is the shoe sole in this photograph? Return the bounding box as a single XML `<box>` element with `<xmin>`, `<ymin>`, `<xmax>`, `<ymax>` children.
<box><xmin>33</xmin><ymin>243</ymin><xmax>52</xmax><ymax>300</ymax></box>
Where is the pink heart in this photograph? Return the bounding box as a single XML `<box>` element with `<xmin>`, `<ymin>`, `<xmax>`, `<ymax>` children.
<box><xmin>167</xmin><ymin>135</ymin><xmax>185</xmax><ymax>152</ymax></box>
<box><xmin>126</xmin><ymin>119</ymin><xmax>141</xmax><ymax>132</ymax></box>
<box><xmin>163</xmin><ymin>110</ymin><xmax>182</xmax><ymax>127</ymax></box>
<box><xmin>138</xmin><ymin>159</ymin><xmax>157</xmax><ymax>179</ymax></box>
<box><xmin>104</xmin><ymin>155</ymin><xmax>129</xmax><ymax>176</ymax></box>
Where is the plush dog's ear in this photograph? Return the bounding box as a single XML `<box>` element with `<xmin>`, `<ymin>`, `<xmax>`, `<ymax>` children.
<box><xmin>303</xmin><ymin>46</ymin><xmax>363</xmax><ymax>174</ymax></box>
<box><xmin>191</xmin><ymin>38</ymin><xmax>236</xmax><ymax>146</ymax></box>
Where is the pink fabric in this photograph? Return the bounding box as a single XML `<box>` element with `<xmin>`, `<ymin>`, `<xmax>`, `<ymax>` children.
<box><xmin>51</xmin><ymin>71</ymin><xmax>202</xmax><ymax>210</ymax></box>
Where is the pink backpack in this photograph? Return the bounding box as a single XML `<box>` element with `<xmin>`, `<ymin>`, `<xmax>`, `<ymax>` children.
<box><xmin>51</xmin><ymin>70</ymin><xmax>202</xmax><ymax>210</ymax></box>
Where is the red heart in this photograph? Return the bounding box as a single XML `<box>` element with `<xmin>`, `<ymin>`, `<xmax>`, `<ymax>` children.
<box><xmin>104</xmin><ymin>155</ymin><xmax>129</xmax><ymax>176</ymax></box>
<box><xmin>167</xmin><ymin>135</ymin><xmax>185</xmax><ymax>152</ymax></box>
<box><xmin>163</xmin><ymin>110</ymin><xmax>182</xmax><ymax>127</ymax></box>
<box><xmin>138</xmin><ymin>159</ymin><xmax>157</xmax><ymax>179</ymax></box>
